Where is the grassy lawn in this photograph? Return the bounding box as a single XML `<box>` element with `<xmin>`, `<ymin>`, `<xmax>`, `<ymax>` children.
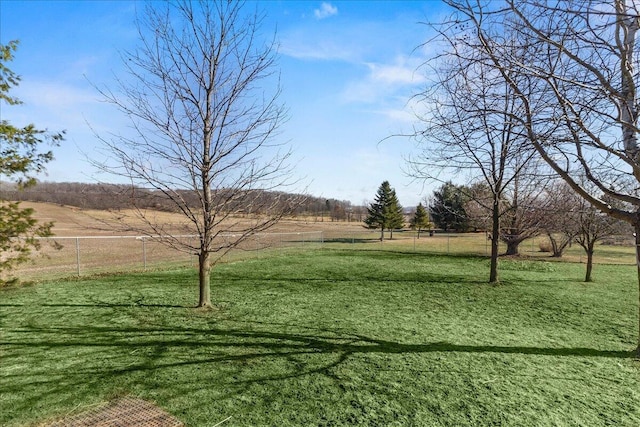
<box><xmin>1</xmin><ymin>249</ymin><xmax>639</xmax><ymax>426</ymax></box>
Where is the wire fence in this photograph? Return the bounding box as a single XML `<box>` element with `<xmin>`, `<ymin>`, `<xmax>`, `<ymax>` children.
<box><xmin>321</xmin><ymin>229</ymin><xmax>636</xmax><ymax>261</ymax></box>
<box><xmin>13</xmin><ymin>229</ymin><xmax>638</xmax><ymax>281</ymax></box>
<box><xmin>15</xmin><ymin>231</ymin><xmax>324</xmax><ymax>281</ymax></box>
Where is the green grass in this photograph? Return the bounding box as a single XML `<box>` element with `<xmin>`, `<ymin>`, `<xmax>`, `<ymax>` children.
<box><xmin>1</xmin><ymin>249</ymin><xmax>639</xmax><ymax>426</ymax></box>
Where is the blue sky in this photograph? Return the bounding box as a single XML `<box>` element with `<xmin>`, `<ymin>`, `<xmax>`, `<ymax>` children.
<box><xmin>0</xmin><ymin>1</ymin><xmax>448</xmax><ymax>207</ymax></box>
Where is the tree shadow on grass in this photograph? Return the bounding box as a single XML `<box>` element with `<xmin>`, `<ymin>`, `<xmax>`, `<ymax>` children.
<box><xmin>0</xmin><ymin>303</ymin><xmax>188</xmax><ymax>308</ymax></box>
<box><xmin>2</xmin><ymin>321</ymin><xmax>636</xmax><ymax>424</ymax></box>
<box><xmin>3</xmin><ymin>323</ymin><xmax>633</xmax><ymax>368</ymax></box>
<box><xmin>322</xmin><ymin>237</ymin><xmax>382</xmax><ymax>244</ymax></box>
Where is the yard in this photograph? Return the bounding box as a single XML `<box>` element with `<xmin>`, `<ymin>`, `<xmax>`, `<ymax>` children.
<box><xmin>1</xmin><ymin>249</ymin><xmax>639</xmax><ymax>426</ymax></box>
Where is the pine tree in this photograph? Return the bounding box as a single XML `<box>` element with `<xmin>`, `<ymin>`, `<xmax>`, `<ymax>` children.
<box><xmin>410</xmin><ymin>202</ymin><xmax>431</xmax><ymax>238</ymax></box>
<box><xmin>429</xmin><ymin>182</ymin><xmax>469</xmax><ymax>232</ymax></box>
<box><xmin>364</xmin><ymin>181</ymin><xmax>404</xmax><ymax>240</ymax></box>
<box><xmin>0</xmin><ymin>41</ymin><xmax>63</xmax><ymax>283</ymax></box>
<box><xmin>387</xmin><ymin>188</ymin><xmax>404</xmax><ymax>239</ymax></box>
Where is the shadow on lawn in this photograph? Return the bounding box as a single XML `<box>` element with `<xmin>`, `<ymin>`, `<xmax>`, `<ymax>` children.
<box><xmin>4</xmin><ymin>323</ymin><xmax>632</xmax><ymax>370</ymax></box>
<box><xmin>322</xmin><ymin>237</ymin><xmax>382</xmax><ymax>244</ymax></box>
<box><xmin>2</xmin><ymin>321</ymin><xmax>635</xmax><ymax>422</ymax></box>
<box><xmin>0</xmin><ymin>303</ymin><xmax>188</xmax><ymax>308</ymax></box>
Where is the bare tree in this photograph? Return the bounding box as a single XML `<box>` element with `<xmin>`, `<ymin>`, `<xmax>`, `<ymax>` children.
<box><xmin>540</xmin><ymin>184</ymin><xmax>580</xmax><ymax>258</ymax></box>
<box><xmin>95</xmin><ymin>1</ymin><xmax>298</xmax><ymax>308</ymax></box>
<box><xmin>539</xmin><ymin>182</ymin><xmax>627</xmax><ymax>278</ymax></box>
<box><xmin>441</xmin><ymin>0</ymin><xmax>640</xmax><ymax>355</ymax></box>
<box><xmin>576</xmin><ymin>199</ymin><xmax>630</xmax><ymax>282</ymax></box>
<box><xmin>498</xmin><ymin>165</ymin><xmax>551</xmax><ymax>256</ymax></box>
<box><xmin>463</xmin><ymin>182</ymin><xmax>504</xmax><ymax>233</ymax></box>
<box><xmin>408</xmin><ymin>35</ymin><xmax>544</xmax><ymax>282</ymax></box>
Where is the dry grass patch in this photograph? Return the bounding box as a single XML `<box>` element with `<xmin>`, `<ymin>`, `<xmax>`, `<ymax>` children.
<box><xmin>23</xmin><ymin>202</ymin><xmax>359</xmax><ymax>236</ymax></box>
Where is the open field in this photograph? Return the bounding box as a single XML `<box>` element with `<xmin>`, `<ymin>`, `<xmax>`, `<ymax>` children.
<box><xmin>20</xmin><ymin>202</ymin><xmax>362</xmax><ymax>237</ymax></box>
<box><xmin>1</xmin><ymin>249</ymin><xmax>639</xmax><ymax>426</ymax></box>
<box><xmin>11</xmin><ymin>202</ymin><xmax>640</xmax><ymax>282</ymax></box>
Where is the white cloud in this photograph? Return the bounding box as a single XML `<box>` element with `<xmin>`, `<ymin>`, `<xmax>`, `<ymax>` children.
<box><xmin>367</xmin><ymin>60</ymin><xmax>424</xmax><ymax>86</ymax></box>
<box><xmin>375</xmin><ymin>107</ymin><xmax>416</xmax><ymax>124</ymax></box>
<box><xmin>314</xmin><ymin>2</ymin><xmax>338</xmax><ymax>20</ymax></box>
<box><xmin>375</xmin><ymin>96</ymin><xmax>430</xmax><ymax>124</ymax></box>
<box><xmin>280</xmin><ymin>34</ymin><xmax>358</xmax><ymax>61</ymax></box>
<box><xmin>5</xmin><ymin>79</ymin><xmax>132</xmax><ymax>148</ymax></box>
<box><xmin>354</xmin><ymin>147</ymin><xmax>386</xmax><ymax>171</ymax></box>
<box><xmin>342</xmin><ymin>55</ymin><xmax>426</xmax><ymax>104</ymax></box>
<box><xmin>2</xmin><ymin>81</ymin><xmax>100</xmax><ymax>133</ymax></box>
<box><xmin>279</xmin><ymin>18</ymin><xmax>413</xmax><ymax>63</ymax></box>
<box><xmin>362</xmin><ymin>103</ymin><xmax>428</xmax><ymax>137</ymax></box>
<box><xmin>17</xmin><ymin>81</ymin><xmax>97</xmax><ymax>110</ymax></box>
<box><xmin>69</xmin><ymin>55</ymin><xmax>103</xmax><ymax>77</ymax></box>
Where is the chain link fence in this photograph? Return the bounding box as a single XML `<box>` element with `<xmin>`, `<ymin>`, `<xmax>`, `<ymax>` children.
<box><xmin>13</xmin><ymin>229</ymin><xmax>637</xmax><ymax>281</ymax></box>
<box><xmin>15</xmin><ymin>231</ymin><xmax>324</xmax><ymax>281</ymax></box>
<box><xmin>319</xmin><ymin>229</ymin><xmax>637</xmax><ymax>264</ymax></box>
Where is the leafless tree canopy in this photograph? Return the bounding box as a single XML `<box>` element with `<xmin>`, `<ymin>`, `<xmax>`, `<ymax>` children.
<box><xmin>409</xmin><ymin>18</ymin><xmax>553</xmax><ymax>280</ymax></box>
<box><xmin>539</xmin><ymin>183</ymin><xmax>582</xmax><ymax>257</ymax></box>
<box><xmin>441</xmin><ymin>0</ymin><xmax>640</xmax><ymax>223</ymax></box>
<box><xmin>94</xmin><ymin>0</ymin><xmax>298</xmax><ymax>307</ymax></box>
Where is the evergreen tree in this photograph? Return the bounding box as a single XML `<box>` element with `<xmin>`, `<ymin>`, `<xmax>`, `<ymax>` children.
<box><xmin>0</xmin><ymin>41</ymin><xmax>63</xmax><ymax>283</ymax></box>
<box><xmin>429</xmin><ymin>182</ymin><xmax>469</xmax><ymax>232</ymax></box>
<box><xmin>410</xmin><ymin>202</ymin><xmax>431</xmax><ymax>238</ymax></box>
<box><xmin>364</xmin><ymin>181</ymin><xmax>404</xmax><ymax>240</ymax></box>
<box><xmin>387</xmin><ymin>187</ymin><xmax>404</xmax><ymax>239</ymax></box>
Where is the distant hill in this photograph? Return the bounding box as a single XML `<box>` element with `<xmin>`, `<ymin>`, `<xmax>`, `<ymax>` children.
<box><xmin>0</xmin><ymin>181</ymin><xmax>366</xmax><ymax>222</ymax></box>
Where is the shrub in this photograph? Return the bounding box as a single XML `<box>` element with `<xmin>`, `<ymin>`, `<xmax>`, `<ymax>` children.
<box><xmin>538</xmin><ymin>239</ymin><xmax>552</xmax><ymax>252</ymax></box>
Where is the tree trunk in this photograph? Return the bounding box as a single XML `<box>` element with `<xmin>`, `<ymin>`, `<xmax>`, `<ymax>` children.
<box><xmin>549</xmin><ymin>234</ymin><xmax>564</xmax><ymax>257</ymax></box>
<box><xmin>548</xmin><ymin>233</ymin><xmax>560</xmax><ymax>257</ymax></box>
<box><xmin>635</xmin><ymin>222</ymin><xmax>640</xmax><ymax>358</ymax></box>
<box><xmin>380</xmin><ymin>228</ymin><xmax>384</xmax><ymax>241</ymax></box>
<box><xmin>505</xmin><ymin>240</ymin><xmax>520</xmax><ymax>256</ymax></box>
<box><xmin>390</xmin><ymin>229</ymin><xmax>394</xmax><ymax>240</ymax></box>
<box><xmin>584</xmin><ymin>250</ymin><xmax>594</xmax><ymax>282</ymax></box>
<box><xmin>489</xmin><ymin>198</ymin><xmax>500</xmax><ymax>283</ymax></box>
<box><xmin>198</xmin><ymin>251</ymin><xmax>212</xmax><ymax>308</ymax></box>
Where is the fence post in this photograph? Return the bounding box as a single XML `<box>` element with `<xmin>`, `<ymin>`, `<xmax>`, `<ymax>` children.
<box><xmin>76</xmin><ymin>237</ymin><xmax>81</xmax><ymax>276</ymax></box>
<box><xmin>256</xmin><ymin>234</ymin><xmax>259</xmax><ymax>258</ymax></box>
<box><xmin>531</xmin><ymin>237</ymin><xmax>535</xmax><ymax>255</ymax></box>
<box><xmin>142</xmin><ymin>237</ymin><xmax>147</xmax><ymax>270</ymax></box>
<box><xmin>485</xmin><ymin>232</ymin><xmax>488</xmax><ymax>256</ymax></box>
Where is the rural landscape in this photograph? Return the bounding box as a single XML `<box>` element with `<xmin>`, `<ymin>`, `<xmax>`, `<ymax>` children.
<box><xmin>2</xmin><ymin>0</ymin><xmax>640</xmax><ymax>426</ymax></box>
<box><xmin>2</xmin><ymin>199</ymin><xmax>640</xmax><ymax>426</ymax></box>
